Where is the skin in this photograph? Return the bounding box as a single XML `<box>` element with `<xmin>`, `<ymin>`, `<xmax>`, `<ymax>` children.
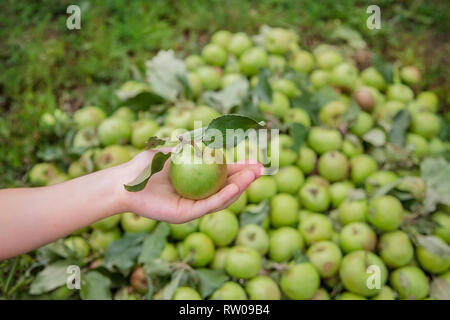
<box><xmin>0</xmin><ymin>149</ymin><xmax>263</xmax><ymax>260</ymax></box>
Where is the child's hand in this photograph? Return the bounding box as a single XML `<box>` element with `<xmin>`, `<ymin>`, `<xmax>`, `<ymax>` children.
<box><xmin>117</xmin><ymin>149</ymin><xmax>264</xmax><ymax>223</ymax></box>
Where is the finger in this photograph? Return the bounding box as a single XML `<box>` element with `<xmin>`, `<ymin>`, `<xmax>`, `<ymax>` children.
<box><xmin>227</xmin><ymin>162</ymin><xmax>265</xmax><ymax>177</ymax></box>
<box><xmin>227</xmin><ymin>168</ymin><xmax>259</xmax><ymax>192</ymax></box>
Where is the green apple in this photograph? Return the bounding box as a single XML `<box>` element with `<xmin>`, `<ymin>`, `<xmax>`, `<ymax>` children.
<box><xmin>131</xmin><ymin>119</ymin><xmax>159</xmax><ymax>148</ymax></box>
<box><xmin>338</xmin><ymin>200</ymin><xmax>367</xmax><ymax>225</ymax></box>
<box><xmin>246</xmin><ymin>276</ymin><xmax>281</xmax><ymax>300</ymax></box>
<box><xmin>239</xmin><ymin>47</ymin><xmax>269</xmax><ymax>76</ymax></box>
<box><xmin>308</xmin><ymin>127</ymin><xmax>343</xmax><ymax>155</ymax></box>
<box><xmin>185</xmin><ymin>54</ymin><xmax>205</xmax><ymax>71</ymax></box>
<box><xmin>400</xmin><ymin>66</ymin><xmax>421</xmax><ymax>85</ymax></box>
<box><xmin>264</xmin><ymin>27</ymin><xmax>293</xmax><ymax>54</ymax></box>
<box><xmin>164</xmin><ymin>107</ymin><xmax>192</xmax><ymax>129</ymax></box>
<box><xmin>416</xmin><ymin>91</ymin><xmax>439</xmax><ymax>112</ymax></box>
<box><xmin>91</xmin><ymin>215</ymin><xmax>121</xmax><ymax>231</ymax></box>
<box><xmin>390</xmin><ymin>266</ymin><xmax>429</xmax><ymax>300</ymax></box>
<box><xmin>64</xmin><ymin>236</ymin><xmax>90</xmax><ymax>258</ymax></box>
<box><xmin>160</xmin><ymin>243</ymin><xmax>179</xmax><ymax>262</ymax></box>
<box><xmin>68</xmin><ymin>160</ymin><xmax>87</xmax><ymax>179</ymax></box>
<box><xmin>236</xmin><ymin>224</ymin><xmax>269</xmax><ymax>255</ymax></box>
<box><xmin>367</xmin><ymin>195</ymin><xmax>404</xmax><ymax>231</ymax></box>
<box><xmin>95</xmin><ymin>145</ymin><xmax>131</xmax><ymax>170</ymax></box>
<box><xmin>187</xmin><ymin>72</ymin><xmax>203</xmax><ymax>98</ymax></box>
<box><xmin>227</xmin><ymin>191</ymin><xmax>248</xmax><ymax>214</ymax></box>
<box><xmin>210</xmin><ymin>247</ymin><xmax>229</xmax><ymax>270</ymax></box>
<box><xmin>339</xmin><ymin>222</ymin><xmax>377</xmax><ymax>253</ymax></box>
<box><xmin>170</xmin><ymin>144</ymin><xmax>227</xmax><ymax>200</ymax></box>
<box><xmin>274</xmin><ymin>166</ymin><xmax>305</xmax><ymax>194</ymax></box>
<box><xmin>280</xmin><ymin>263</ymin><xmax>320</xmax><ymax>300</ymax></box>
<box><xmin>350</xmin><ymin>154</ymin><xmax>377</xmax><ymax>185</ymax></box>
<box><xmin>196</xmin><ymin>66</ymin><xmax>221</xmax><ymax>91</ymax></box>
<box><xmin>378</xmin><ymin>231</ymin><xmax>413</xmax><ymax>268</ymax></box>
<box><xmin>211</xmin><ymin>30</ymin><xmax>232</xmax><ymax>48</ymax></box>
<box><xmin>296</xmin><ymin>146</ymin><xmax>317</xmax><ymax>174</ymax></box>
<box><xmin>268</xmin><ymin>54</ymin><xmax>287</xmax><ymax>73</ymax></box>
<box><xmin>259</xmin><ymin>91</ymin><xmax>290</xmax><ymax>118</ymax></box>
<box><xmin>247</xmin><ymin>176</ymin><xmax>277</xmax><ymax>203</ymax></box>
<box><xmin>304</xmin><ymin>175</ymin><xmax>329</xmax><ymax>189</ymax></box>
<box><xmin>395</xmin><ymin>176</ymin><xmax>426</xmax><ymax>200</ymax></box>
<box><xmin>341</xmin><ymin>137</ymin><xmax>364</xmax><ymax>159</ymax></box>
<box><xmin>337</xmin><ymin>292</ymin><xmax>367</xmax><ymax>300</ymax></box>
<box><xmin>416</xmin><ymin>244</ymin><xmax>450</xmax><ymax>274</ymax></box>
<box><xmin>270</xmin><ymin>193</ymin><xmax>299</xmax><ymax>227</ymax></box>
<box><xmin>169</xmin><ymin>219</ymin><xmax>199</xmax><ymax>240</ymax></box>
<box><xmin>354</xmin><ymin>88</ymin><xmax>376</xmax><ymax>112</ymax></box>
<box><xmin>410</xmin><ymin>111</ymin><xmax>440</xmax><ymax>139</ymax></box>
<box><xmin>311</xmin><ymin>288</ymin><xmax>331</xmax><ymax>300</ymax></box>
<box><xmin>386</xmin><ymin>84</ymin><xmax>414</xmax><ymax>103</ymax></box>
<box><xmin>298</xmin><ymin>183</ymin><xmax>330</xmax><ymax>212</ymax></box>
<box><xmin>188</xmin><ymin>105</ymin><xmax>221</xmax><ymax>129</ymax></box>
<box><xmin>371</xmin><ymin>285</ymin><xmax>396</xmax><ymax>300</ymax></box>
<box><xmin>375</xmin><ymin>100</ymin><xmax>405</xmax><ymax>122</ymax></box>
<box><xmin>89</xmin><ymin>228</ymin><xmax>121</xmax><ymax>252</ymax></box>
<box><xmin>299</xmin><ymin>213</ymin><xmax>333</xmax><ymax>244</ymax></box>
<box><xmin>406</xmin><ymin>133</ymin><xmax>429</xmax><ymax>158</ymax></box>
<box><xmin>183</xmin><ymin>232</ymin><xmax>215</xmax><ymax>267</ymax></box>
<box><xmin>289</xmin><ymin>50</ymin><xmax>314</xmax><ymax>73</ymax></box>
<box><xmin>350</xmin><ymin>112</ymin><xmax>374</xmax><ymax>137</ymax></box>
<box><xmin>74</xmin><ymin>106</ymin><xmax>106</xmax><ymax>129</ymax></box>
<box><xmin>72</xmin><ymin>127</ymin><xmax>100</xmax><ymax>149</ymax></box>
<box><xmin>228</xmin><ymin>32</ymin><xmax>252</xmax><ymax>57</ymax></box>
<box><xmin>270</xmin><ymin>134</ymin><xmax>297</xmax><ymax>167</ymax></box>
<box><xmin>225</xmin><ymin>246</ymin><xmax>261</xmax><ymax>279</ymax></box>
<box><xmin>307</xmin><ymin>241</ymin><xmax>342</xmax><ymax>277</ymax></box>
<box><xmin>310</xmin><ymin>70</ymin><xmax>330</xmax><ymax>89</ymax></box>
<box><xmin>429</xmin><ymin>137</ymin><xmax>446</xmax><ymax>155</ymax></box>
<box><xmin>316</xmin><ymin>50</ymin><xmax>343</xmax><ymax>70</ymax></box>
<box><xmin>283</xmin><ymin>108</ymin><xmax>311</xmax><ymax>127</ymax></box>
<box><xmin>173</xmin><ymin>287</ymin><xmax>201</xmax><ymax>300</ymax></box>
<box><xmin>29</xmin><ymin>163</ymin><xmax>60</xmax><ymax>186</ymax></box>
<box><xmin>432</xmin><ymin>211</ymin><xmax>450</xmax><ymax>244</ymax></box>
<box><xmin>319</xmin><ymin>100</ymin><xmax>348</xmax><ymax>127</ymax></box>
<box><xmin>269</xmin><ymin>227</ymin><xmax>304</xmax><ymax>262</ymax></box>
<box><xmin>210</xmin><ymin>281</ymin><xmax>247</xmax><ymax>300</ymax></box>
<box><xmin>98</xmin><ymin>117</ymin><xmax>132</xmax><ymax>146</ymax></box>
<box><xmin>272</xmin><ymin>79</ymin><xmax>300</xmax><ymax>98</ymax></box>
<box><xmin>221</xmin><ymin>73</ymin><xmax>244</xmax><ymax>88</ymax></box>
<box><xmin>330</xmin><ymin>181</ymin><xmax>354</xmax><ymax>208</ymax></box>
<box><xmin>339</xmin><ymin>250</ymin><xmax>388</xmax><ymax>297</ymax></box>
<box><xmin>120</xmin><ymin>212</ymin><xmax>157</xmax><ymax>233</ymax></box>
<box><xmin>318</xmin><ymin>151</ymin><xmax>349</xmax><ymax>182</ymax></box>
<box><xmin>360</xmin><ymin>67</ymin><xmax>385</xmax><ymax>90</ymax></box>
<box><xmin>199</xmin><ymin>209</ymin><xmax>239</xmax><ymax>247</ymax></box>
<box><xmin>364</xmin><ymin>170</ymin><xmax>398</xmax><ymax>196</ymax></box>
<box><xmin>202</xmin><ymin>43</ymin><xmax>227</xmax><ymax>67</ymax></box>
<box><xmin>47</xmin><ymin>173</ymin><xmax>69</xmax><ymax>186</ymax></box>
<box><xmin>112</xmin><ymin>106</ymin><xmax>135</xmax><ymax>122</ymax></box>
<box><xmin>330</xmin><ymin>63</ymin><xmax>358</xmax><ymax>90</ymax></box>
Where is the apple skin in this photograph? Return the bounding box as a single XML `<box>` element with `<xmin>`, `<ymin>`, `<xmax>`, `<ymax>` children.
<box><xmin>280</xmin><ymin>263</ymin><xmax>320</xmax><ymax>300</ymax></box>
<box><xmin>329</xmin><ymin>181</ymin><xmax>354</xmax><ymax>208</ymax></box>
<box><xmin>416</xmin><ymin>245</ymin><xmax>450</xmax><ymax>274</ymax></box>
<box><xmin>360</xmin><ymin>67</ymin><xmax>386</xmax><ymax>90</ymax></box>
<box><xmin>298</xmin><ymin>183</ymin><xmax>330</xmax><ymax>212</ymax></box>
<box><xmin>350</xmin><ymin>154</ymin><xmax>378</xmax><ymax>185</ymax></box>
<box><xmin>416</xmin><ymin>91</ymin><xmax>439</xmax><ymax>112</ymax></box>
<box><xmin>339</xmin><ymin>250</ymin><xmax>388</xmax><ymax>297</ymax></box>
<box><xmin>364</xmin><ymin>170</ymin><xmax>398</xmax><ymax>196</ymax></box>
<box><xmin>354</xmin><ymin>88</ymin><xmax>376</xmax><ymax>112</ymax></box>
<box><xmin>319</xmin><ymin>100</ymin><xmax>348</xmax><ymax>127</ymax></box>
<box><xmin>112</xmin><ymin>106</ymin><xmax>135</xmax><ymax>122</ymax></box>
<box><xmin>91</xmin><ymin>215</ymin><xmax>121</xmax><ymax>231</ymax></box>
<box><xmin>308</xmin><ymin>127</ymin><xmax>343</xmax><ymax>155</ymax></box>
<box><xmin>268</xmin><ymin>54</ymin><xmax>287</xmax><ymax>74</ymax></box>
<box><xmin>307</xmin><ymin>241</ymin><xmax>342</xmax><ymax>277</ymax></box>
<box><xmin>390</xmin><ymin>266</ymin><xmax>429</xmax><ymax>300</ymax></box>
<box><xmin>159</xmin><ymin>243</ymin><xmax>179</xmax><ymax>262</ymax></box>
<box><xmin>337</xmin><ymin>292</ymin><xmax>367</xmax><ymax>300</ymax></box>
<box><xmin>432</xmin><ymin>211</ymin><xmax>450</xmax><ymax>244</ymax></box>
<box><xmin>120</xmin><ymin>212</ymin><xmax>157</xmax><ymax>233</ymax></box>
<box><xmin>183</xmin><ymin>232</ymin><xmax>215</xmax><ymax>267</ymax></box>
<box><xmin>259</xmin><ymin>91</ymin><xmax>290</xmax><ymax>118</ymax></box>
<box><xmin>264</xmin><ymin>27</ymin><xmax>293</xmax><ymax>54</ymax></box>
<box><xmin>247</xmin><ymin>176</ymin><xmax>277</xmax><ymax>203</ymax></box>
<box><xmin>270</xmin><ymin>193</ymin><xmax>299</xmax><ymax>228</ymax></box>
<box><xmin>199</xmin><ymin>209</ymin><xmax>239</xmax><ymax>247</ymax></box>
<box><xmin>185</xmin><ymin>54</ymin><xmax>205</xmax><ymax>71</ymax></box>
<box><xmin>269</xmin><ymin>227</ymin><xmax>304</xmax><ymax>262</ymax></box>
<box><xmin>318</xmin><ymin>151</ymin><xmax>349</xmax><ymax>182</ymax></box>
<box><xmin>173</xmin><ymin>287</ymin><xmax>202</xmax><ymax>300</ymax></box>
<box><xmin>188</xmin><ymin>105</ymin><xmax>221</xmax><ymax>130</ymax></box>
<box><xmin>64</xmin><ymin>236</ymin><xmax>90</xmax><ymax>258</ymax></box>
<box><xmin>210</xmin><ymin>247</ymin><xmax>229</xmax><ymax>270</ymax></box>
<box><xmin>235</xmin><ymin>224</ymin><xmax>269</xmax><ymax>255</ymax></box>
<box><xmin>74</xmin><ymin>106</ymin><xmax>106</xmax><ymax>129</ymax></box>
<box><xmin>377</xmin><ymin>231</ymin><xmax>414</xmax><ymax>268</ymax></box>
<box><xmin>68</xmin><ymin>160</ymin><xmax>87</xmax><ymax>179</ymax></box>
<box><xmin>406</xmin><ymin>133</ymin><xmax>429</xmax><ymax>158</ymax></box>
<box><xmin>341</xmin><ymin>137</ymin><xmax>364</xmax><ymax>159</ymax></box>
<box><xmin>339</xmin><ymin>222</ymin><xmax>377</xmax><ymax>253</ymax></box>
<box><xmin>350</xmin><ymin>111</ymin><xmax>374</xmax><ymax>137</ymax></box>
<box><xmin>130</xmin><ymin>267</ymin><xmax>148</xmax><ymax>294</ymax></box>
<box><xmin>201</xmin><ymin>43</ymin><xmax>227</xmax><ymax>67</ymax></box>
<box><xmin>310</xmin><ymin>70</ymin><xmax>330</xmax><ymax>88</ymax></box>
<box><xmin>311</xmin><ymin>288</ymin><xmax>331</xmax><ymax>300</ymax></box>
<box><xmin>371</xmin><ymin>285</ymin><xmax>396</xmax><ymax>300</ymax></box>
<box><xmin>72</xmin><ymin>127</ymin><xmax>100</xmax><ymax>149</ymax></box>
<box><xmin>274</xmin><ymin>166</ymin><xmax>305</xmax><ymax>194</ymax></box>
<box><xmin>315</xmin><ymin>50</ymin><xmax>343</xmax><ymax>70</ymax></box>
<box><xmin>330</xmin><ymin>63</ymin><xmax>358</xmax><ymax>90</ymax></box>
<box><xmin>95</xmin><ymin>145</ymin><xmax>131</xmax><ymax>170</ymax></box>
<box><xmin>272</xmin><ymin>79</ymin><xmax>300</xmax><ymax>98</ymax></box>
<box><xmin>210</xmin><ymin>281</ymin><xmax>247</xmax><ymax>300</ymax></box>
<box><xmin>221</xmin><ymin>73</ymin><xmax>244</xmax><ymax>88</ymax></box>
<box><xmin>29</xmin><ymin>163</ymin><xmax>60</xmax><ymax>186</ymax></box>
<box><xmin>338</xmin><ymin>200</ymin><xmax>367</xmax><ymax>225</ymax></box>
<box><xmin>246</xmin><ymin>276</ymin><xmax>281</xmax><ymax>300</ymax></box>
<box><xmin>367</xmin><ymin>195</ymin><xmax>404</xmax><ymax>231</ymax></box>
<box><xmin>169</xmin><ymin>219</ymin><xmax>199</xmax><ymax>240</ymax></box>
<box><xmin>400</xmin><ymin>66</ymin><xmax>421</xmax><ymax>85</ymax></box>
<box><xmin>89</xmin><ymin>228</ymin><xmax>121</xmax><ymax>252</ymax></box>
<box><xmin>289</xmin><ymin>50</ymin><xmax>314</xmax><ymax>73</ymax></box>
<box><xmin>131</xmin><ymin>119</ymin><xmax>159</xmax><ymax>148</ymax></box>
<box><xmin>227</xmin><ymin>32</ymin><xmax>252</xmax><ymax>57</ymax></box>
<box><xmin>410</xmin><ymin>111</ymin><xmax>440</xmax><ymax>139</ymax></box>
<box><xmin>283</xmin><ymin>108</ymin><xmax>311</xmax><ymax>127</ymax></box>
<box><xmin>239</xmin><ymin>47</ymin><xmax>269</xmax><ymax>76</ymax></box>
<box><xmin>225</xmin><ymin>246</ymin><xmax>262</xmax><ymax>279</ymax></box>
<box><xmin>98</xmin><ymin>117</ymin><xmax>132</xmax><ymax>146</ymax></box>
<box><xmin>211</xmin><ymin>30</ymin><xmax>232</xmax><ymax>48</ymax></box>
<box><xmin>296</xmin><ymin>146</ymin><xmax>317</xmax><ymax>174</ymax></box>
<box><xmin>196</xmin><ymin>66</ymin><xmax>222</xmax><ymax>91</ymax></box>
<box><xmin>386</xmin><ymin>84</ymin><xmax>414</xmax><ymax>103</ymax></box>
<box><xmin>299</xmin><ymin>213</ymin><xmax>333</xmax><ymax>245</ymax></box>
<box><xmin>227</xmin><ymin>191</ymin><xmax>248</xmax><ymax>214</ymax></box>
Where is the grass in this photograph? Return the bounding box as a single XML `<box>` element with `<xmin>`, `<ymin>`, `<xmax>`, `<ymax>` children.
<box><xmin>0</xmin><ymin>0</ymin><xmax>449</xmax><ymax>187</ymax></box>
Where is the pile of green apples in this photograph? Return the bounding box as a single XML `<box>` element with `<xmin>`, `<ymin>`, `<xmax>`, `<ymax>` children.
<box><xmin>27</xmin><ymin>26</ymin><xmax>449</xmax><ymax>300</ymax></box>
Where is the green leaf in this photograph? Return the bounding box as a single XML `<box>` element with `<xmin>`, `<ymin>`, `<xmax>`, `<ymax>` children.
<box><xmin>363</xmin><ymin>128</ymin><xmax>386</xmax><ymax>147</ymax></box>
<box><xmin>116</xmin><ymin>81</ymin><xmax>164</xmax><ymax>108</ymax></box>
<box><xmin>177</xmin><ymin>73</ymin><xmax>192</xmax><ymax>100</ymax></box>
<box><xmin>421</xmin><ymin>157</ymin><xmax>450</xmax><ymax>213</ymax></box>
<box><xmin>236</xmin><ymin>99</ymin><xmax>266</xmax><ymax>122</ymax></box>
<box><xmin>416</xmin><ymin>235</ymin><xmax>450</xmax><ymax>259</ymax></box>
<box><xmin>203</xmin><ymin>114</ymin><xmax>263</xmax><ymax>149</ymax></box>
<box><xmin>124</xmin><ymin>151</ymin><xmax>172</xmax><ymax>192</ymax></box>
<box><xmin>145</xmin><ymin>50</ymin><xmax>188</xmax><ymax>102</ymax></box>
<box><xmin>29</xmin><ymin>260</ymin><xmax>72</xmax><ymax>295</ymax></box>
<box><xmin>145</xmin><ymin>136</ymin><xmax>167</xmax><ymax>150</ymax></box>
<box><xmin>138</xmin><ymin>223</ymin><xmax>170</xmax><ymax>264</ymax></box>
<box><xmin>253</xmin><ymin>68</ymin><xmax>272</xmax><ymax>103</ymax></box>
<box><xmin>144</xmin><ymin>258</ymin><xmax>172</xmax><ymax>277</ymax></box>
<box><xmin>104</xmin><ymin>232</ymin><xmax>146</xmax><ymax>273</ymax></box>
<box><xmin>342</xmin><ymin>99</ymin><xmax>360</xmax><ymax>126</ymax></box>
<box><xmin>292</xmin><ymin>249</ymin><xmax>309</xmax><ymax>264</ymax></box>
<box><xmin>80</xmin><ymin>271</ymin><xmax>112</xmax><ymax>300</ymax></box>
<box><xmin>290</xmin><ymin>122</ymin><xmax>308</xmax><ymax>151</ymax></box>
<box><xmin>372</xmin><ymin>54</ymin><xmax>393</xmax><ymax>83</ymax></box>
<box><xmin>163</xmin><ymin>269</ymin><xmax>184</xmax><ymax>300</ymax></box>
<box><xmin>389</xmin><ymin>109</ymin><xmax>411</xmax><ymax>145</ymax></box>
<box><xmin>195</xmin><ymin>269</ymin><xmax>229</xmax><ymax>298</ymax></box>
<box><xmin>370</xmin><ymin>179</ymin><xmax>402</xmax><ymax>198</ymax></box>
<box><xmin>430</xmin><ymin>277</ymin><xmax>450</xmax><ymax>300</ymax></box>
<box><xmin>202</xmin><ymin>79</ymin><xmax>250</xmax><ymax>114</ymax></box>
<box><xmin>240</xmin><ymin>200</ymin><xmax>270</xmax><ymax>227</ymax></box>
